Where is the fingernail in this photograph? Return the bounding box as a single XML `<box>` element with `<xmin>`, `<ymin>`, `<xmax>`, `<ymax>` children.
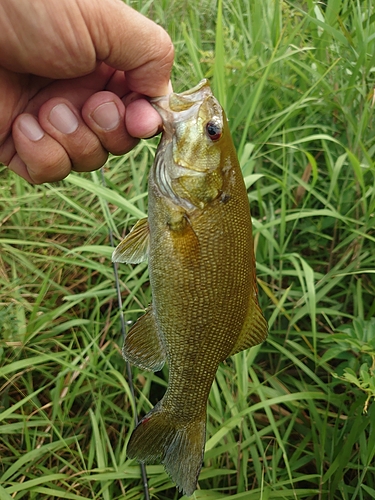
<box><xmin>18</xmin><ymin>115</ymin><xmax>44</xmax><ymax>141</ymax></box>
<box><xmin>49</xmin><ymin>103</ymin><xmax>79</xmax><ymax>134</ymax></box>
<box><xmin>91</xmin><ymin>102</ymin><xmax>120</xmax><ymax>130</ymax></box>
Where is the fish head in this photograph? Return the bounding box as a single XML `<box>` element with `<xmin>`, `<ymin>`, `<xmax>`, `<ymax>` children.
<box><xmin>151</xmin><ymin>80</ymin><xmax>231</xmax><ymax>211</ymax></box>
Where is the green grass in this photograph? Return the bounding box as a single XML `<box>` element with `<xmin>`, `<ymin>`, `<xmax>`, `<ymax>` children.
<box><xmin>1</xmin><ymin>0</ymin><xmax>375</xmax><ymax>498</ymax></box>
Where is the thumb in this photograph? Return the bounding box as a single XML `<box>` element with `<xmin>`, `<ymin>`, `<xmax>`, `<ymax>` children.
<box><xmin>81</xmin><ymin>0</ymin><xmax>174</xmax><ymax>96</ymax></box>
<box><xmin>0</xmin><ymin>0</ymin><xmax>173</xmax><ymax>98</ymax></box>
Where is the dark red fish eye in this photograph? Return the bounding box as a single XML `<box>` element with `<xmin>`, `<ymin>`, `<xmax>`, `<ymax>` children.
<box><xmin>206</xmin><ymin>122</ymin><xmax>222</xmax><ymax>141</ymax></box>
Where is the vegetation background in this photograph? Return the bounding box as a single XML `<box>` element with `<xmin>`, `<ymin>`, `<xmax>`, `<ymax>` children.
<box><xmin>1</xmin><ymin>0</ymin><xmax>374</xmax><ymax>498</ymax></box>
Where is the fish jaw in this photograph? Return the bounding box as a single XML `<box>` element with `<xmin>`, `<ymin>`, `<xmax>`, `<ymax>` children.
<box><xmin>150</xmin><ymin>79</ymin><xmax>223</xmax><ymax>165</ymax></box>
<box><xmin>150</xmin><ymin>79</ymin><xmax>227</xmax><ymax>211</ymax></box>
<box><xmin>151</xmin><ymin>78</ymin><xmax>212</xmax><ymax>118</ymax></box>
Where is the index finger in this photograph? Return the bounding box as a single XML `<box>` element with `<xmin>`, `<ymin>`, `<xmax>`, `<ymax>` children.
<box><xmin>83</xmin><ymin>0</ymin><xmax>174</xmax><ymax>97</ymax></box>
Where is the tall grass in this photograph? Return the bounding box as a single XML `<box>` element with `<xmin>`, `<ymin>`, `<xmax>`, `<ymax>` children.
<box><xmin>1</xmin><ymin>1</ymin><xmax>375</xmax><ymax>499</ymax></box>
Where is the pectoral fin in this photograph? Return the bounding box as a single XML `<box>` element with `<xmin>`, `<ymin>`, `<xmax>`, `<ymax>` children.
<box><xmin>112</xmin><ymin>217</ymin><xmax>149</xmax><ymax>264</ymax></box>
<box><xmin>228</xmin><ymin>294</ymin><xmax>268</xmax><ymax>357</ymax></box>
<box><xmin>123</xmin><ymin>306</ymin><xmax>166</xmax><ymax>372</ymax></box>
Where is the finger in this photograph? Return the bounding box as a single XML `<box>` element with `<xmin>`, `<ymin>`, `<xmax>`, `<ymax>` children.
<box><xmin>0</xmin><ymin>64</ymin><xmax>117</xmax><ymax>160</ymax></box>
<box><xmin>11</xmin><ymin>114</ymin><xmax>73</xmax><ymax>184</ymax></box>
<box><xmin>0</xmin><ymin>0</ymin><xmax>95</xmax><ymax>78</ymax></box>
<box><xmin>82</xmin><ymin>91</ymin><xmax>139</xmax><ymax>155</ymax></box>
<box><xmin>1</xmin><ymin>0</ymin><xmax>174</xmax><ymax>96</ymax></box>
<box><xmin>122</xmin><ymin>81</ymin><xmax>173</xmax><ymax>138</ymax></box>
<box><xmin>37</xmin><ymin>97</ymin><xmax>108</xmax><ymax>172</ymax></box>
<box><xmin>81</xmin><ymin>0</ymin><xmax>174</xmax><ymax>96</ymax></box>
<box><xmin>7</xmin><ymin>156</ymin><xmax>34</xmax><ymax>184</ymax></box>
<box><xmin>105</xmin><ymin>69</ymin><xmax>129</xmax><ymax>96</ymax></box>
<box><xmin>125</xmin><ymin>99</ymin><xmax>163</xmax><ymax>139</ymax></box>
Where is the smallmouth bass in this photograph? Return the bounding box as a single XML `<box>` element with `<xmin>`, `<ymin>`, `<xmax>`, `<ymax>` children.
<box><xmin>112</xmin><ymin>79</ymin><xmax>268</xmax><ymax>496</ymax></box>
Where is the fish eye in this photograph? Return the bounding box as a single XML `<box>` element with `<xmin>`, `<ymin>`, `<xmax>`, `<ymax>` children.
<box><xmin>206</xmin><ymin>121</ymin><xmax>222</xmax><ymax>141</ymax></box>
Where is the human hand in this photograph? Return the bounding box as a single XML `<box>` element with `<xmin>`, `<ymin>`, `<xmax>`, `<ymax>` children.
<box><xmin>0</xmin><ymin>0</ymin><xmax>174</xmax><ymax>184</ymax></box>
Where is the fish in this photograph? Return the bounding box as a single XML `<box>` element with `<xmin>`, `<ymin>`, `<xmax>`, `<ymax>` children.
<box><xmin>112</xmin><ymin>79</ymin><xmax>268</xmax><ymax>496</ymax></box>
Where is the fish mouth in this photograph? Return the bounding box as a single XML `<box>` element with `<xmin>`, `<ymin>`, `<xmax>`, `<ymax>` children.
<box><xmin>150</xmin><ymin>79</ymin><xmax>213</xmax><ymax>123</ymax></box>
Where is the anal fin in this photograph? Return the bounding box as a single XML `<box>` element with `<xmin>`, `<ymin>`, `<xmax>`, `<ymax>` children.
<box><xmin>123</xmin><ymin>306</ymin><xmax>166</xmax><ymax>372</ymax></box>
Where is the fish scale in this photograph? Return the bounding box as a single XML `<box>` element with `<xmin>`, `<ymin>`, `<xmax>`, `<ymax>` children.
<box><xmin>112</xmin><ymin>79</ymin><xmax>268</xmax><ymax>496</ymax></box>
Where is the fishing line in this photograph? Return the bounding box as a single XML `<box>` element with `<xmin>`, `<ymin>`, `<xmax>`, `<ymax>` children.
<box><xmin>100</xmin><ymin>167</ymin><xmax>150</xmax><ymax>500</ymax></box>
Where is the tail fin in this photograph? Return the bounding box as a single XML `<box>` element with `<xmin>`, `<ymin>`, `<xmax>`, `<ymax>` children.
<box><xmin>127</xmin><ymin>401</ymin><xmax>206</xmax><ymax>496</ymax></box>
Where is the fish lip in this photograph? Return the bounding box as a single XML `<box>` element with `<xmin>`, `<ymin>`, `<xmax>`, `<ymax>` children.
<box><xmin>150</xmin><ymin>79</ymin><xmax>212</xmax><ymax>122</ymax></box>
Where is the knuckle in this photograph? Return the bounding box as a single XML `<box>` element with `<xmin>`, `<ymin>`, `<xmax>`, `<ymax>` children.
<box><xmin>70</xmin><ymin>137</ymin><xmax>108</xmax><ymax>171</ymax></box>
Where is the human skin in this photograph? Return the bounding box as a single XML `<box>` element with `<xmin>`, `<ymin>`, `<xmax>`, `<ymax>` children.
<box><xmin>0</xmin><ymin>0</ymin><xmax>174</xmax><ymax>184</ymax></box>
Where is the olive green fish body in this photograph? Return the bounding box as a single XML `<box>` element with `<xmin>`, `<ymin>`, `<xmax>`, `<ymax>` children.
<box><xmin>148</xmin><ymin>149</ymin><xmax>254</xmax><ymax>413</ymax></box>
<box><xmin>112</xmin><ymin>80</ymin><xmax>267</xmax><ymax>496</ymax></box>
